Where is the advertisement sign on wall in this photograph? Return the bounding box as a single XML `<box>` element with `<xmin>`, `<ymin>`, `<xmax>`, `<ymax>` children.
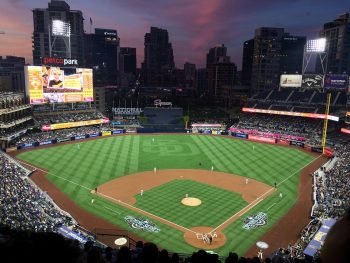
<box><xmin>323</xmin><ymin>74</ymin><xmax>348</xmax><ymax>89</ymax></box>
<box><xmin>42</xmin><ymin>118</ymin><xmax>109</xmax><ymax>131</ymax></box>
<box><xmin>279</xmin><ymin>74</ymin><xmax>302</xmax><ymax>88</ymax></box>
<box><xmin>242</xmin><ymin>108</ymin><xmax>339</xmax><ymax>121</ymax></box>
<box><xmin>301</xmin><ymin>74</ymin><xmax>323</xmax><ymax>89</ymax></box>
<box><xmin>248</xmin><ymin>135</ymin><xmax>276</xmax><ymax>143</ymax></box>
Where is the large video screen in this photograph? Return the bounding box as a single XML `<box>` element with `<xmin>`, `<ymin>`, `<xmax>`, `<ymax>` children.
<box><xmin>25</xmin><ymin>66</ymin><xmax>93</xmax><ymax>104</ymax></box>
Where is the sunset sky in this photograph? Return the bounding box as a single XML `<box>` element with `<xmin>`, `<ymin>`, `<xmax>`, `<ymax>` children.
<box><xmin>0</xmin><ymin>0</ymin><xmax>348</xmax><ymax>69</ymax></box>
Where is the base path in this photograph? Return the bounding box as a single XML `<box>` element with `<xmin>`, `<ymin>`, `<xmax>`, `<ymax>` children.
<box><xmin>97</xmin><ymin>169</ymin><xmax>274</xmax><ymax>249</ymax></box>
<box><xmin>98</xmin><ymin>169</ymin><xmax>272</xmax><ymax>205</ymax></box>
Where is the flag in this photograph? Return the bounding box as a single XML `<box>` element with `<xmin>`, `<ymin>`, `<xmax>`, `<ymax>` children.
<box><xmin>90</xmin><ymin>17</ymin><xmax>92</xmax><ymax>24</ymax></box>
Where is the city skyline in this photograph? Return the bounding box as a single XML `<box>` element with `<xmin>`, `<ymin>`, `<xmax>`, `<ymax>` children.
<box><xmin>0</xmin><ymin>0</ymin><xmax>348</xmax><ymax>69</ymax></box>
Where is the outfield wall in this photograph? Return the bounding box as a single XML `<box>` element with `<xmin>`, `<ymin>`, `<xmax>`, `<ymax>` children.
<box><xmin>10</xmin><ymin>129</ymin><xmax>125</xmax><ymax>151</ymax></box>
<box><xmin>230</xmin><ymin>131</ymin><xmax>333</xmax><ymax>157</ymax></box>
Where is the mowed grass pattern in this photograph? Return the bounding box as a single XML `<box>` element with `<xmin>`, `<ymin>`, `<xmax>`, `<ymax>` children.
<box><xmin>134</xmin><ymin>180</ymin><xmax>248</xmax><ymax>228</ymax></box>
<box><xmin>17</xmin><ymin>134</ymin><xmax>316</xmax><ymax>256</ymax></box>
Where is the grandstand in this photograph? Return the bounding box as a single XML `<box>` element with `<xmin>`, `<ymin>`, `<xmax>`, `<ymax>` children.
<box><xmin>0</xmin><ymin>92</ymin><xmax>33</xmax><ymax>149</ymax></box>
<box><xmin>1</xmin><ymin>84</ymin><xmax>350</xmax><ymax>262</ymax></box>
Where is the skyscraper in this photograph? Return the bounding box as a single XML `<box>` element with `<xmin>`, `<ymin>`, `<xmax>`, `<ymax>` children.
<box><xmin>141</xmin><ymin>27</ymin><xmax>175</xmax><ymax>86</ymax></box>
<box><xmin>184</xmin><ymin>62</ymin><xmax>196</xmax><ymax>88</ymax></box>
<box><xmin>241</xmin><ymin>39</ymin><xmax>254</xmax><ymax>87</ymax></box>
<box><xmin>280</xmin><ymin>34</ymin><xmax>306</xmax><ymax>74</ymax></box>
<box><xmin>251</xmin><ymin>27</ymin><xmax>284</xmax><ymax>95</ymax></box>
<box><xmin>318</xmin><ymin>13</ymin><xmax>350</xmax><ymax>74</ymax></box>
<box><xmin>206</xmin><ymin>44</ymin><xmax>236</xmax><ymax>100</ymax></box>
<box><xmin>0</xmin><ymin>56</ymin><xmax>25</xmax><ymax>92</ymax></box>
<box><xmin>86</xmin><ymin>28</ymin><xmax>119</xmax><ymax>86</ymax></box>
<box><xmin>250</xmin><ymin>27</ymin><xmax>305</xmax><ymax>95</ymax></box>
<box><xmin>119</xmin><ymin>47</ymin><xmax>136</xmax><ymax>89</ymax></box>
<box><xmin>143</xmin><ymin>27</ymin><xmax>175</xmax><ymax>71</ymax></box>
<box><xmin>32</xmin><ymin>0</ymin><xmax>85</xmax><ymax>66</ymax></box>
<box><xmin>120</xmin><ymin>47</ymin><xmax>136</xmax><ymax>75</ymax></box>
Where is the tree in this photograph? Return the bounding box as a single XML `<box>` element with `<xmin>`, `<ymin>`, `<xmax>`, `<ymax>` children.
<box><xmin>183</xmin><ymin>115</ymin><xmax>190</xmax><ymax>129</ymax></box>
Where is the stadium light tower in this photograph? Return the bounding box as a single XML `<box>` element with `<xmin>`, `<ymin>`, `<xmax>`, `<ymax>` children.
<box><xmin>48</xmin><ymin>19</ymin><xmax>71</xmax><ymax>58</ymax></box>
<box><xmin>302</xmin><ymin>38</ymin><xmax>328</xmax><ymax>74</ymax></box>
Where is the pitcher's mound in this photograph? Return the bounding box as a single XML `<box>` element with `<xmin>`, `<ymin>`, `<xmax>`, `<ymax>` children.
<box><xmin>182</xmin><ymin>197</ymin><xmax>201</xmax><ymax>206</ymax></box>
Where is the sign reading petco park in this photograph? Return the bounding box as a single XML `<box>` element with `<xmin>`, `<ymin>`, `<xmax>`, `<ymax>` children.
<box><xmin>42</xmin><ymin>57</ymin><xmax>79</xmax><ymax>67</ymax></box>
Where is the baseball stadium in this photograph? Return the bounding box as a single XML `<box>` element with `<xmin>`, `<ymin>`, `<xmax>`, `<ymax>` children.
<box><xmin>1</xmin><ymin>2</ymin><xmax>350</xmax><ymax>262</ymax></box>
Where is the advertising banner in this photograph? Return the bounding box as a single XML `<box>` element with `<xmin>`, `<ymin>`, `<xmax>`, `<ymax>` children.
<box><xmin>89</xmin><ymin>133</ymin><xmax>99</xmax><ymax>138</ymax></box>
<box><xmin>242</xmin><ymin>108</ymin><xmax>339</xmax><ymax>121</ymax></box>
<box><xmin>57</xmin><ymin>226</ymin><xmax>88</xmax><ymax>244</ymax></box>
<box><xmin>279</xmin><ymin>74</ymin><xmax>302</xmax><ymax>88</ymax></box>
<box><xmin>102</xmin><ymin>131</ymin><xmax>112</xmax><ymax>136</ymax></box>
<box><xmin>5</xmin><ymin>147</ymin><xmax>17</xmax><ymax>153</ymax></box>
<box><xmin>233</xmin><ymin>133</ymin><xmax>248</xmax><ymax>139</ymax></box>
<box><xmin>304</xmin><ymin>219</ymin><xmax>336</xmax><ymax>257</ymax></box>
<box><xmin>25</xmin><ymin>66</ymin><xmax>93</xmax><ymax>104</ymax></box>
<box><xmin>277</xmin><ymin>139</ymin><xmax>290</xmax><ymax>145</ymax></box>
<box><xmin>42</xmin><ymin>118</ymin><xmax>109</xmax><ymax>131</ymax></box>
<box><xmin>57</xmin><ymin>138</ymin><xmax>70</xmax><ymax>143</ymax></box>
<box><xmin>74</xmin><ymin>135</ymin><xmax>86</xmax><ymax>140</ymax></box>
<box><xmin>248</xmin><ymin>135</ymin><xmax>276</xmax><ymax>144</ymax></box>
<box><xmin>301</xmin><ymin>74</ymin><xmax>323</xmax><ymax>89</ymax></box>
<box><xmin>311</xmin><ymin>147</ymin><xmax>323</xmax><ymax>153</ymax></box>
<box><xmin>304</xmin><ymin>144</ymin><xmax>312</xmax><ymax>152</ymax></box>
<box><xmin>323</xmin><ymin>74</ymin><xmax>348</xmax><ymax>89</ymax></box>
<box><xmin>340</xmin><ymin>128</ymin><xmax>350</xmax><ymax>135</ymax></box>
<box><xmin>112</xmin><ymin>130</ymin><xmax>125</xmax><ymax>135</ymax></box>
<box><xmin>290</xmin><ymin>140</ymin><xmax>305</xmax><ymax>148</ymax></box>
<box><xmin>39</xmin><ymin>140</ymin><xmax>53</xmax><ymax>146</ymax></box>
<box><xmin>7</xmin><ymin>129</ymin><xmax>27</xmax><ymax>141</ymax></box>
<box><xmin>324</xmin><ymin>148</ymin><xmax>333</xmax><ymax>157</ymax></box>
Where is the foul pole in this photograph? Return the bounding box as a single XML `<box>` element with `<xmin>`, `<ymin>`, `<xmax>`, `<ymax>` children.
<box><xmin>322</xmin><ymin>93</ymin><xmax>331</xmax><ymax>154</ymax></box>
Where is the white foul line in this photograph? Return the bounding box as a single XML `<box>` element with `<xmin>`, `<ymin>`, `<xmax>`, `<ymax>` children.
<box><xmin>19</xmin><ymin>160</ymin><xmax>196</xmax><ymax>234</ymax></box>
<box><xmin>97</xmin><ymin>192</ymin><xmax>196</xmax><ymax>234</ymax></box>
<box><xmin>18</xmin><ymin>160</ymin><xmax>91</xmax><ymax>191</ymax></box>
<box><xmin>211</xmin><ymin>154</ymin><xmax>323</xmax><ymax>233</ymax></box>
<box><xmin>19</xmin><ymin>154</ymin><xmax>323</xmax><ymax>235</ymax></box>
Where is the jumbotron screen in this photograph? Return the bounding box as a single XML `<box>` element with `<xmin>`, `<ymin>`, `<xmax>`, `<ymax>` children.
<box><xmin>25</xmin><ymin>66</ymin><xmax>93</xmax><ymax>104</ymax></box>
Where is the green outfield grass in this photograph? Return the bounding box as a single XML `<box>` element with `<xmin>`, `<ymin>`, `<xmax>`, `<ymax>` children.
<box><xmin>17</xmin><ymin>134</ymin><xmax>316</xmax><ymax>257</ymax></box>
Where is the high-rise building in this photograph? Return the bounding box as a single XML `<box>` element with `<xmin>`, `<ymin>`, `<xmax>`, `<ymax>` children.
<box><xmin>32</xmin><ymin>0</ymin><xmax>85</xmax><ymax>66</ymax></box>
<box><xmin>141</xmin><ymin>27</ymin><xmax>175</xmax><ymax>86</ymax></box>
<box><xmin>196</xmin><ymin>68</ymin><xmax>208</xmax><ymax>96</ymax></box>
<box><xmin>184</xmin><ymin>62</ymin><xmax>196</xmax><ymax>88</ymax></box>
<box><xmin>241</xmin><ymin>39</ymin><xmax>254</xmax><ymax>87</ymax></box>
<box><xmin>251</xmin><ymin>27</ymin><xmax>284</xmax><ymax>95</ymax></box>
<box><xmin>206</xmin><ymin>44</ymin><xmax>227</xmax><ymax>68</ymax></box>
<box><xmin>250</xmin><ymin>27</ymin><xmax>305</xmax><ymax>95</ymax></box>
<box><xmin>318</xmin><ymin>13</ymin><xmax>350</xmax><ymax>74</ymax></box>
<box><xmin>0</xmin><ymin>56</ymin><xmax>25</xmax><ymax>92</ymax></box>
<box><xmin>206</xmin><ymin>44</ymin><xmax>236</xmax><ymax>100</ymax></box>
<box><xmin>120</xmin><ymin>47</ymin><xmax>136</xmax><ymax>75</ymax></box>
<box><xmin>85</xmin><ymin>28</ymin><xmax>119</xmax><ymax>86</ymax></box>
<box><xmin>119</xmin><ymin>47</ymin><xmax>137</xmax><ymax>89</ymax></box>
<box><xmin>143</xmin><ymin>27</ymin><xmax>175</xmax><ymax>71</ymax></box>
<box><xmin>280</xmin><ymin>34</ymin><xmax>306</xmax><ymax>74</ymax></box>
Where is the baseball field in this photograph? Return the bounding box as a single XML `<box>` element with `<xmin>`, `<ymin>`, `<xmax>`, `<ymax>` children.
<box><xmin>17</xmin><ymin>134</ymin><xmax>317</xmax><ymax>256</ymax></box>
